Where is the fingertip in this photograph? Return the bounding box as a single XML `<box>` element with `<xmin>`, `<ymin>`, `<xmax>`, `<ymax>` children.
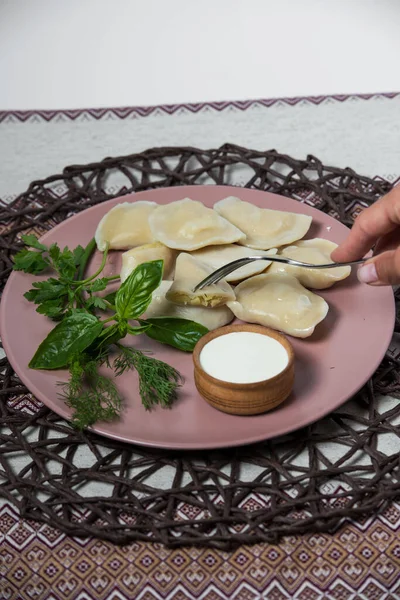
<box><xmin>357</xmin><ymin>262</ymin><xmax>378</xmax><ymax>284</ymax></box>
<box><xmin>330</xmin><ymin>247</ymin><xmax>343</xmax><ymax>262</ymax></box>
<box><xmin>331</xmin><ymin>240</ymin><xmax>366</xmax><ymax>264</ymax></box>
<box><xmin>363</xmin><ymin>249</ymin><xmax>400</xmax><ymax>286</ymax></box>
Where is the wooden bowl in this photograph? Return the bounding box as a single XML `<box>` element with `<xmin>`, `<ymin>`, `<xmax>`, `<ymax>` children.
<box><xmin>193</xmin><ymin>324</ymin><xmax>295</xmax><ymax>416</ymax></box>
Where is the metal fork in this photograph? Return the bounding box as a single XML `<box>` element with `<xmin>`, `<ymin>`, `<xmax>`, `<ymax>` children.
<box><xmin>193</xmin><ymin>256</ymin><xmax>367</xmax><ymax>291</ymax></box>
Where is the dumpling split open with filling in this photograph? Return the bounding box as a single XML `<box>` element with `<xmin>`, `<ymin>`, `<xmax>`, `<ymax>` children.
<box><xmin>268</xmin><ymin>238</ymin><xmax>351</xmax><ymax>289</ymax></box>
<box><xmin>214</xmin><ymin>196</ymin><xmax>312</xmax><ymax>250</ymax></box>
<box><xmin>95</xmin><ymin>201</ymin><xmax>157</xmax><ymax>251</ymax></box>
<box><xmin>149</xmin><ymin>198</ymin><xmax>245</xmax><ymax>251</ymax></box>
<box><xmin>166</xmin><ymin>253</ymin><xmax>235</xmax><ymax>308</ymax></box>
<box><xmin>227</xmin><ymin>272</ymin><xmax>328</xmax><ymax>338</ymax></box>
<box><xmin>145</xmin><ymin>281</ymin><xmax>234</xmax><ymax>330</ymax></box>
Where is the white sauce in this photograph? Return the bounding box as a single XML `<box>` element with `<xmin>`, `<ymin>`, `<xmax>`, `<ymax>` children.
<box><xmin>199</xmin><ymin>331</ymin><xmax>289</xmax><ymax>384</ymax></box>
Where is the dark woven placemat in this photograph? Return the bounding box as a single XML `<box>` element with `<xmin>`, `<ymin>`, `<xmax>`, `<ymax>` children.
<box><xmin>1</xmin><ymin>143</ymin><xmax>400</xmax><ymax>549</ymax></box>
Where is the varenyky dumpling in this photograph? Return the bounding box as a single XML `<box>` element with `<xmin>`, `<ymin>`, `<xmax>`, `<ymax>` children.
<box><xmin>190</xmin><ymin>244</ymin><xmax>278</xmax><ymax>282</ymax></box>
<box><xmin>214</xmin><ymin>196</ymin><xmax>312</xmax><ymax>250</ymax></box>
<box><xmin>166</xmin><ymin>253</ymin><xmax>235</xmax><ymax>308</ymax></box>
<box><xmin>145</xmin><ymin>281</ymin><xmax>234</xmax><ymax>330</ymax></box>
<box><xmin>148</xmin><ymin>198</ymin><xmax>245</xmax><ymax>251</ymax></box>
<box><xmin>95</xmin><ymin>201</ymin><xmax>157</xmax><ymax>251</ymax></box>
<box><xmin>268</xmin><ymin>238</ymin><xmax>351</xmax><ymax>289</ymax></box>
<box><xmin>120</xmin><ymin>243</ymin><xmax>176</xmax><ymax>283</ymax></box>
<box><xmin>227</xmin><ymin>272</ymin><xmax>328</xmax><ymax>338</ymax></box>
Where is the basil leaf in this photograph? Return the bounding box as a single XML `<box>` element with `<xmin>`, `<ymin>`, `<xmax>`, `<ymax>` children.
<box><xmin>86</xmin><ymin>324</ymin><xmax>122</xmax><ymax>356</ymax></box>
<box><xmin>95</xmin><ymin>323</ymin><xmax>120</xmax><ymax>345</ymax></box>
<box><xmin>115</xmin><ymin>260</ymin><xmax>163</xmax><ymax>320</ymax></box>
<box><xmin>29</xmin><ymin>312</ymin><xmax>103</xmax><ymax>369</ymax></box>
<box><xmin>128</xmin><ymin>323</ymin><xmax>152</xmax><ymax>335</ymax></box>
<box><xmin>141</xmin><ymin>317</ymin><xmax>208</xmax><ymax>352</ymax></box>
<box><xmin>21</xmin><ymin>234</ymin><xmax>47</xmax><ymax>251</ymax></box>
<box><xmin>118</xmin><ymin>321</ymin><xmax>129</xmax><ymax>337</ymax></box>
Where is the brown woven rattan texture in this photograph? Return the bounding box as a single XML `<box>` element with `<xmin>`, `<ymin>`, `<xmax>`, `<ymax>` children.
<box><xmin>0</xmin><ymin>144</ymin><xmax>399</xmax><ymax>549</ymax></box>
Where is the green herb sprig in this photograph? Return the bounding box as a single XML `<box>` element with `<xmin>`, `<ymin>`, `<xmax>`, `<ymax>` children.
<box><xmin>13</xmin><ymin>235</ymin><xmax>208</xmax><ymax>429</ymax></box>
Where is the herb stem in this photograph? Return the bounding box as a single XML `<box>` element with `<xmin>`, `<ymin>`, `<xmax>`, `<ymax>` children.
<box><xmin>74</xmin><ymin>242</ymin><xmax>110</xmax><ymax>285</ymax></box>
<box><xmin>76</xmin><ymin>238</ymin><xmax>96</xmax><ymax>281</ymax></box>
<box><xmin>101</xmin><ymin>316</ymin><xmax>116</xmax><ymax>324</ymax></box>
<box><xmin>103</xmin><ymin>301</ymin><xmax>116</xmax><ymax>310</ymax></box>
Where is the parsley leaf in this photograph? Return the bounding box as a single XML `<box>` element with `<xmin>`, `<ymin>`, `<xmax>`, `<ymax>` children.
<box><xmin>13</xmin><ymin>248</ymin><xmax>50</xmax><ymax>274</ymax></box>
<box><xmin>21</xmin><ymin>234</ymin><xmax>48</xmax><ymax>251</ymax></box>
<box><xmin>85</xmin><ymin>296</ymin><xmax>108</xmax><ymax>311</ymax></box>
<box><xmin>88</xmin><ymin>278</ymin><xmax>108</xmax><ymax>292</ymax></box>
<box><xmin>53</xmin><ymin>247</ymin><xmax>77</xmax><ymax>280</ymax></box>
<box><xmin>36</xmin><ymin>299</ymin><xmax>70</xmax><ymax>319</ymax></box>
<box><xmin>24</xmin><ymin>278</ymin><xmax>68</xmax><ymax>302</ymax></box>
<box><xmin>73</xmin><ymin>245</ymin><xmax>86</xmax><ymax>267</ymax></box>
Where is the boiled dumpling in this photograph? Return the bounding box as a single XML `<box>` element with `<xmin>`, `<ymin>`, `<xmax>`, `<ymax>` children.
<box><xmin>190</xmin><ymin>244</ymin><xmax>278</xmax><ymax>282</ymax></box>
<box><xmin>166</xmin><ymin>253</ymin><xmax>235</xmax><ymax>308</ymax></box>
<box><xmin>120</xmin><ymin>243</ymin><xmax>176</xmax><ymax>283</ymax></box>
<box><xmin>95</xmin><ymin>201</ymin><xmax>157</xmax><ymax>251</ymax></box>
<box><xmin>214</xmin><ymin>196</ymin><xmax>312</xmax><ymax>249</ymax></box>
<box><xmin>227</xmin><ymin>272</ymin><xmax>328</xmax><ymax>338</ymax></box>
<box><xmin>268</xmin><ymin>238</ymin><xmax>351</xmax><ymax>289</ymax></box>
<box><xmin>145</xmin><ymin>281</ymin><xmax>234</xmax><ymax>330</ymax></box>
<box><xmin>148</xmin><ymin>198</ymin><xmax>245</xmax><ymax>251</ymax></box>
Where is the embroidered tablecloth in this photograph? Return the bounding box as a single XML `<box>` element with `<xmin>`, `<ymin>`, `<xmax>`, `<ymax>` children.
<box><xmin>1</xmin><ymin>94</ymin><xmax>400</xmax><ymax>600</ymax></box>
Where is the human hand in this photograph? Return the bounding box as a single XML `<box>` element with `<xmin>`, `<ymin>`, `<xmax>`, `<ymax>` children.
<box><xmin>331</xmin><ymin>184</ymin><xmax>400</xmax><ymax>285</ymax></box>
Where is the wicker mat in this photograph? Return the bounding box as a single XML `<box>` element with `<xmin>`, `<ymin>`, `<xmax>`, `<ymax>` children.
<box><xmin>1</xmin><ymin>144</ymin><xmax>400</xmax><ymax>558</ymax></box>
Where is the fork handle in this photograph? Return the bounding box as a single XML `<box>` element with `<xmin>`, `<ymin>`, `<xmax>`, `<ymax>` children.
<box><xmin>193</xmin><ymin>256</ymin><xmax>366</xmax><ymax>291</ymax></box>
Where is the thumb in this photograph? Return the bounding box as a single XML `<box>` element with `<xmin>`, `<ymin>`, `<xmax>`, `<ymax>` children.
<box><xmin>357</xmin><ymin>249</ymin><xmax>400</xmax><ymax>285</ymax></box>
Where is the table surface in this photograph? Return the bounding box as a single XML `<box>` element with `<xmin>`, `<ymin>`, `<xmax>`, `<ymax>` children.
<box><xmin>2</xmin><ymin>3</ymin><xmax>400</xmax><ymax>598</ymax></box>
<box><xmin>1</xmin><ymin>0</ymin><xmax>400</xmax><ymax>110</ymax></box>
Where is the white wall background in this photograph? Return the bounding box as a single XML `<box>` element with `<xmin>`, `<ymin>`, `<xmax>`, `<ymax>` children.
<box><xmin>1</xmin><ymin>0</ymin><xmax>399</xmax><ymax>110</ymax></box>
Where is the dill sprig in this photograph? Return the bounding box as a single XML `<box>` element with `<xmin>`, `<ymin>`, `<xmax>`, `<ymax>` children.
<box><xmin>58</xmin><ymin>360</ymin><xmax>122</xmax><ymax>430</ymax></box>
<box><xmin>114</xmin><ymin>345</ymin><xmax>183</xmax><ymax>409</ymax></box>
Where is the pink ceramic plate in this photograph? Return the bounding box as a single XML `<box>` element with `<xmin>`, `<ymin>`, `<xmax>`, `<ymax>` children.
<box><xmin>1</xmin><ymin>186</ymin><xmax>395</xmax><ymax>449</ymax></box>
